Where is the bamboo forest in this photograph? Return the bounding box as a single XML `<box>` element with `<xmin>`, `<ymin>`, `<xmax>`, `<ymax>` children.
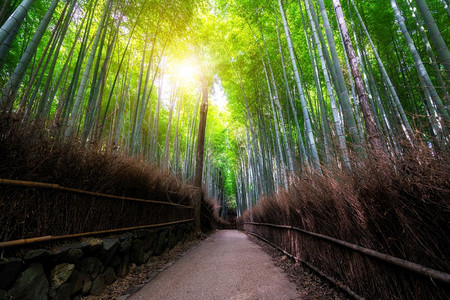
<box><xmin>0</xmin><ymin>0</ymin><xmax>448</xmax><ymax>299</ymax></box>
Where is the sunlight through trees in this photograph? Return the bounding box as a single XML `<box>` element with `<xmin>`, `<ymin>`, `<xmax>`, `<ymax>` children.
<box><xmin>0</xmin><ymin>0</ymin><xmax>448</xmax><ymax>216</ymax></box>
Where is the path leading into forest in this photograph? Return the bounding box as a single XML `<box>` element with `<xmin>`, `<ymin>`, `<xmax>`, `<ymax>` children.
<box><xmin>129</xmin><ymin>230</ymin><xmax>299</xmax><ymax>300</ymax></box>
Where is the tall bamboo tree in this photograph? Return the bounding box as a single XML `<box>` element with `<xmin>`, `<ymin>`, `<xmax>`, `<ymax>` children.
<box><xmin>332</xmin><ymin>0</ymin><xmax>385</xmax><ymax>158</ymax></box>
<box><xmin>278</xmin><ymin>0</ymin><xmax>320</xmax><ymax>170</ymax></box>
<box><xmin>415</xmin><ymin>0</ymin><xmax>450</xmax><ymax>80</ymax></box>
<box><xmin>1</xmin><ymin>0</ymin><xmax>59</xmax><ymax>111</ymax></box>
<box><xmin>391</xmin><ymin>0</ymin><xmax>448</xmax><ymax>124</ymax></box>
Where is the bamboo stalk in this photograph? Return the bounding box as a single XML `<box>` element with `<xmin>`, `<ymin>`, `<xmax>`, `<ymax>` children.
<box><xmin>0</xmin><ymin>178</ymin><xmax>193</xmax><ymax>209</ymax></box>
<box><xmin>244</xmin><ymin>222</ymin><xmax>450</xmax><ymax>284</ymax></box>
<box><xmin>0</xmin><ymin>218</ymin><xmax>194</xmax><ymax>248</ymax></box>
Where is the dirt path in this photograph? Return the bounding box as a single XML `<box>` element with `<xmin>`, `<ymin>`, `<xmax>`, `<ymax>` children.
<box><xmin>129</xmin><ymin>230</ymin><xmax>300</xmax><ymax>300</ymax></box>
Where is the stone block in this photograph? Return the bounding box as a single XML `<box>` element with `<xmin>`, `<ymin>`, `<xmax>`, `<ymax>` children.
<box><xmin>11</xmin><ymin>263</ymin><xmax>49</xmax><ymax>300</ymax></box>
<box><xmin>80</xmin><ymin>257</ymin><xmax>102</xmax><ymax>279</ymax></box>
<box><xmin>69</xmin><ymin>270</ymin><xmax>89</xmax><ymax>296</ymax></box>
<box><xmin>23</xmin><ymin>249</ymin><xmax>49</xmax><ymax>262</ymax></box>
<box><xmin>133</xmin><ymin>229</ymin><xmax>149</xmax><ymax>240</ymax></box>
<box><xmin>82</xmin><ymin>280</ymin><xmax>92</xmax><ymax>295</ymax></box>
<box><xmin>99</xmin><ymin>238</ymin><xmax>119</xmax><ymax>266</ymax></box>
<box><xmin>51</xmin><ymin>244</ymin><xmax>86</xmax><ymax>264</ymax></box>
<box><xmin>110</xmin><ymin>255</ymin><xmax>121</xmax><ymax>267</ymax></box>
<box><xmin>115</xmin><ymin>254</ymin><xmax>130</xmax><ymax>278</ymax></box>
<box><xmin>118</xmin><ymin>233</ymin><xmax>133</xmax><ymax>253</ymax></box>
<box><xmin>154</xmin><ymin>229</ymin><xmax>169</xmax><ymax>256</ymax></box>
<box><xmin>50</xmin><ymin>263</ymin><xmax>75</xmax><ymax>290</ymax></box>
<box><xmin>90</xmin><ymin>267</ymin><xmax>116</xmax><ymax>296</ymax></box>
<box><xmin>130</xmin><ymin>239</ymin><xmax>145</xmax><ymax>265</ymax></box>
<box><xmin>0</xmin><ymin>258</ymin><xmax>23</xmax><ymax>290</ymax></box>
<box><xmin>53</xmin><ymin>283</ymin><xmax>71</xmax><ymax>300</ymax></box>
<box><xmin>81</xmin><ymin>238</ymin><xmax>103</xmax><ymax>253</ymax></box>
<box><xmin>143</xmin><ymin>230</ymin><xmax>157</xmax><ymax>252</ymax></box>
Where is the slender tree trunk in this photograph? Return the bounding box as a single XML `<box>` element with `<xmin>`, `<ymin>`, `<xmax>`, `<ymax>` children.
<box><xmin>83</xmin><ymin>21</ymin><xmax>119</xmax><ymax>144</ymax></box>
<box><xmin>0</xmin><ymin>3</ymin><xmax>25</xmax><ymax>67</ymax></box>
<box><xmin>299</xmin><ymin>3</ymin><xmax>333</xmax><ymax>165</ymax></box>
<box><xmin>237</xmin><ymin>69</ymin><xmax>264</xmax><ymax>196</ymax></box>
<box><xmin>349</xmin><ymin>0</ymin><xmax>413</xmax><ymax>139</ymax></box>
<box><xmin>0</xmin><ymin>0</ymin><xmax>34</xmax><ymax>46</ymax></box>
<box><xmin>391</xmin><ymin>0</ymin><xmax>448</xmax><ymax>121</ymax></box>
<box><xmin>261</xmin><ymin>55</ymin><xmax>289</xmax><ymax>189</ymax></box>
<box><xmin>193</xmin><ymin>76</ymin><xmax>208</xmax><ymax>232</ymax></box>
<box><xmin>113</xmin><ymin>64</ymin><xmax>130</xmax><ymax>146</ymax></box>
<box><xmin>35</xmin><ymin>0</ymin><xmax>73</xmax><ymax>119</ymax></box>
<box><xmin>315</xmin><ymin>0</ymin><xmax>362</xmax><ymax>149</ymax></box>
<box><xmin>1</xmin><ymin>0</ymin><xmax>58</xmax><ymax>112</ymax></box>
<box><xmin>406</xmin><ymin>0</ymin><xmax>449</xmax><ymax>103</ymax></box>
<box><xmin>415</xmin><ymin>0</ymin><xmax>450</xmax><ymax>80</ymax></box>
<box><xmin>335</xmin><ymin>10</ymin><xmax>365</xmax><ymax>143</ymax></box>
<box><xmin>278</xmin><ymin>0</ymin><xmax>320</xmax><ymax>170</ymax></box>
<box><xmin>247</xmin><ymin>19</ymin><xmax>288</xmax><ymax>185</ymax></box>
<box><xmin>97</xmin><ymin>4</ymin><xmax>144</xmax><ymax>141</ymax></box>
<box><xmin>149</xmin><ymin>71</ymin><xmax>164</xmax><ymax>160</ymax></box>
<box><xmin>303</xmin><ymin>0</ymin><xmax>350</xmax><ymax>168</ymax></box>
<box><xmin>163</xmin><ymin>87</ymin><xmax>177</xmax><ymax>170</ymax></box>
<box><xmin>194</xmin><ymin>76</ymin><xmax>208</xmax><ymax>187</ymax></box>
<box><xmin>332</xmin><ymin>0</ymin><xmax>385</xmax><ymax>158</ymax></box>
<box><xmin>257</xmin><ymin>20</ymin><xmax>294</xmax><ymax>174</ymax></box>
<box><xmin>171</xmin><ymin>93</ymin><xmax>183</xmax><ymax>174</ymax></box>
<box><xmin>0</xmin><ymin>0</ymin><xmax>13</xmax><ymax>25</ymax></box>
<box><xmin>133</xmin><ymin>36</ymin><xmax>166</xmax><ymax>155</ymax></box>
<box><xmin>439</xmin><ymin>0</ymin><xmax>450</xmax><ymax>17</ymax></box>
<box><xmin>80</xmin><ymin>9</ymin><xmax>113</xmax><ymax>143</ymax></box>
<box><xmin>50</xmin><ymin>4</ymin><xmax>90</xmax><ymax>134</ymax></box>
<box><xmin>22</xmin><ymin>19</ymin><xmax>61</xmax><ymax>116</ymax></box>
<box><xmin>64</xmin><ymin>0</ymin><xmax>111</xmax><ymax>138</ymax></box>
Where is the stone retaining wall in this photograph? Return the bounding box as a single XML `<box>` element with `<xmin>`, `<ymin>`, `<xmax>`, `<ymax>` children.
<box><xmin>0</xmin><ymin>222</ymin><xmax>194</xmax><ymax>299</ymax></box>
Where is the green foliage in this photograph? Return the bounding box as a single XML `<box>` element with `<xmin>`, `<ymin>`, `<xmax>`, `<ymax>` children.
<box><xmin>0</xmin><ymin>0</ymin><xmax>448</xmax><ymax>214</ymax></box>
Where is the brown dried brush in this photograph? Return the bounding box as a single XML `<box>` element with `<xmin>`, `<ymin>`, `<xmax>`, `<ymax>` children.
<box><xmin>244</xmin><ymin>143</ymin><xmax>450</xmax><ymax>299</ymax></box>
<box><xmin>0</xmin><ymin>114</ymin><xmax>205</xmax><ymax>243</ymax></box>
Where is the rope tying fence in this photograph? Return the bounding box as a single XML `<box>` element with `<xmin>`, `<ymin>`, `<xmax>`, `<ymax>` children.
<box><xmin>244</xmin><ymin>222</ymin><xmax>450</xmax><ymax>285</ymax></box>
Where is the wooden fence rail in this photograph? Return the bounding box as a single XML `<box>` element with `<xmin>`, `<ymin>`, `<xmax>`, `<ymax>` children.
<box><xmin>247</xmin><ymin>231</ymin><xmax>364</xmax><ymax>300</ymax></box>
<box><xmin>0</xmin><ymin>218</ymin><xmax>194</xmax><ymax>248</ymax></box>
<box><xmin>0</xmin><ymin>178</ymin><xmax>193</xmax><ymax>209</ymax></box>
<box><xmin>0</xmin><ymin>178</ymin><xmax>195</xmax><ymax>247</ymax></box>
<box><xmin>244</xmin><ymin>222</ymin><xmax>450</xmax><ymax>285</ymax></box>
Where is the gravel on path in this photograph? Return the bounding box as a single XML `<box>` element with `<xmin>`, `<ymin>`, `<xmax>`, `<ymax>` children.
<box><xmin>129</xmin><ymin>230</ymin><xmax>300</xmax><ymax>300</ymax></box>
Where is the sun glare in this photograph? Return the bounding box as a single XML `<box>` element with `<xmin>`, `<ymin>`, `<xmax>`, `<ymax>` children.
<box><xmin>174</xmin><ymin>60</ymin><xmax>200</xmax><ymax>83</ymax></box>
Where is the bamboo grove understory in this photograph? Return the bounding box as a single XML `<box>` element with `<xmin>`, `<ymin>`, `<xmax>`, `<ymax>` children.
<box><xmin>0</xmin><ymin>0</ymin><xmax>448</xmax><ymax>217</ymax></box>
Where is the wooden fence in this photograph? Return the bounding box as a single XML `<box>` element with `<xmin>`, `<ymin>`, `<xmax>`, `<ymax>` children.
<box><xmin>0</xmin><ymin>178</ymin><xmax>194</xmax><ymax>247</ymax></box>
<box><xmin>244</xmin><ymin>222</ymin><xmax>450</xmax><ymax>299</ymax></box>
